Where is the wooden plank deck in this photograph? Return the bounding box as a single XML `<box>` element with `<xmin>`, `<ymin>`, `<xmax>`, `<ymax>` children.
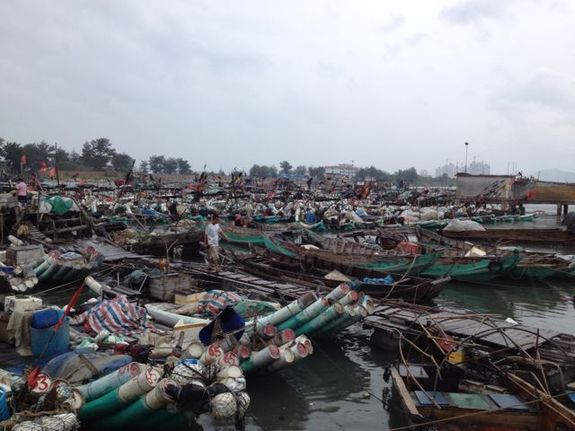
<box><xmin>77</xmin><ymin>239</ymin><xmax>151</xmax><ymax>262</ymax></box>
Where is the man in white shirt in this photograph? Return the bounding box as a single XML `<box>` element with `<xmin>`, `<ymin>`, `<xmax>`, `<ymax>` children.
<box><xmin>204</xmin><ymin>214</ymin><xmax>227</xmax><ymax>272</ymax></box>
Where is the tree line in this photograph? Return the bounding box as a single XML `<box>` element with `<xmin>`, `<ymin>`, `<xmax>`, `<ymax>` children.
<box><xmin>0</xmin><ymin>137</ymin><xmax>195</xmax><ymax>176</ymax></box>
<box><xmin>0</xmin><ymin>137</ymin><xmax>453</xmax><ymax>185</ymax></box>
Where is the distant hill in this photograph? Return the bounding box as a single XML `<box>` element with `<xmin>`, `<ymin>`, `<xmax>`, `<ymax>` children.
<box><xmin>530</xmin><ymin>169</ymin><xmax>575</xmax><ymax>183</ymax></box>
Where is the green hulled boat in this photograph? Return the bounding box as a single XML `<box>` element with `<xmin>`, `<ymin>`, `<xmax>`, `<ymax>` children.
<box><xmin>420</xmin><ymin>253</ymin><xmax>521</xmax><ymax>282</ymax></box>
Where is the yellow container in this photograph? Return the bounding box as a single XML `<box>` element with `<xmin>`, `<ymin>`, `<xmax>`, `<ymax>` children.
<box><xmin>448</xmin><ymin>349</ymin><xmax>465</xmax><ymax>365</ymax></box>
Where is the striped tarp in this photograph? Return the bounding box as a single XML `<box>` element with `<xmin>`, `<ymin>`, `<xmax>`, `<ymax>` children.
<box><xmin>76</xmin><ymin>296</ymin><xmax>150</xmax><ymax>335</ymax></box>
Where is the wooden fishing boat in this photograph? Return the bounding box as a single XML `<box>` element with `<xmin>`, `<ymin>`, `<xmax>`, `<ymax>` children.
<box><xmin>389</xmin><ymin>362</ymin><xmax>571</xmax><ymax>431</ymax></box>
<box><xmin>508</xmin><ymin>254</ymin><xmax>575</xmax><ymax>279</ymax></box>
<box><xmin>227</xmin><ymin>252</ymin><xmax>451</xmax><ymax>303</ymax></box>
<box><xmin>419</xmin><ymin>253</ymin><xmax>521</xmax><ymax>282</ymax></box>
<box><xmin>439</xmin><ymin>227</ymin><xmax>575</xmax><ymax>244</ymax></box>
<box><xmin>267</xmin><ymin>239</ymin><xmax>441</xmax><ymax>277</ymax></box>
<box><xmin>312</xmin><ymin>227</ymin><xmax>521</xmax><ymax>282</ymax></box>
<box><xmin>413</xmin><ymin>227</ymin><xmax>575</xmax><ymax>280</ymax></box>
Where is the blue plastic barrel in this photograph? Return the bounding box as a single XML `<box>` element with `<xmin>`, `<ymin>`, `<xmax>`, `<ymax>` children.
<box><xmin>31</xmin><ymin>308</ymin><xmax>64</xmax><ymax>329</ymax></box>
<box><xmin>30</xmin><ymin>318</ymin><xmax>70</xmax><ymax>358</ymax></box>
<box><xmin>0</xmin><ymin>388</ymin><xmax>10</xmax><ymax>421</ymax></box>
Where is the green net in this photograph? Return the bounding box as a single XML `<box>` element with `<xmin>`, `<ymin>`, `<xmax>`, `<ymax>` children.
<box><xmin>233</xmin><ymin>299</ymin><xmax>280</xmax><ymax>319</ymax></box>
<box><xmin>262</xmin><ymin>237</ymin><xmax>296</xmax><ymax>257</ymax></box>
<box><xmin>45</xmin><ymin>196</ymin><xmax>74</xmax><ymax>215</ymax></box>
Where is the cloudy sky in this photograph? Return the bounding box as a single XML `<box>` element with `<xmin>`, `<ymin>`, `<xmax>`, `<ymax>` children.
<box><xmin>1</xmin><ymin>0</ymin><xmax>574</xmax><ymax>175</ymax></box>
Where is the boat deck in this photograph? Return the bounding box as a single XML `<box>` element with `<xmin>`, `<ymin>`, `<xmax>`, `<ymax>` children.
<box><xmin>364</xmin><ymin>301</ymin><xmax>575</xmax><ymax>356</ymax></box>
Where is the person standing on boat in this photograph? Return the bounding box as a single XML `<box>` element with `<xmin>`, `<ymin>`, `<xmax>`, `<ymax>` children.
<box><xmin>15</xmin><ymin>178</ymin><xmax>28</xmax><ymax>205</ymax></box>
<box><xmin>204</xmin><ymin>214</ymin><xmax>228</xmax><ymax>272</ymax></box>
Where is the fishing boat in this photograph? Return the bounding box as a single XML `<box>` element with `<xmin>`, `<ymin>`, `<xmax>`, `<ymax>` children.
<box><xmin>228</xmin><ymin>251</ymin><xmax>451</xmax><ymax>303</ymax></box>
<box><xmin>419</xmin><ymin>253</ymin><xmax>521</xmax><ymax>282</ymax></box>
<box><xmin>439</xmin><ymin>227</ymin><xmax>575</xmax><ymax>244</ymax></box>
<box><xmin>389</xmin><ymin>362</ymin><xmax>574</xmax><ymax>430</ymax></box>
<box><xmin>407</xmin><ymin>227</ymin><xmax>575</xmax><ymax>280</ymax></box>
<box><xmin>260</xmin><ymin>237</ymin><xmax>440</xmax><ymax>277</ymax></box>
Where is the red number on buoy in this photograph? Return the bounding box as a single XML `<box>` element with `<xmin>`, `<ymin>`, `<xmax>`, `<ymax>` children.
<box><xmin>32</xmin><ymin>373</ymin><xmax>51</xmax><ymax>393</ymax></box>
<box><xmin>145</xmin><ymin>369</ymin><xmax>156</xmax><ymax>386</ymax></box>
<box><xmin>208</xmin><ymin>344</ymin><xmax>219</xmax><ymax>357</ymax></box>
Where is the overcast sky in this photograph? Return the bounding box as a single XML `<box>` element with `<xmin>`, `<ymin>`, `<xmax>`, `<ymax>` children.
<box><xmin>1</xmin><ymin>0</ymin><xmax>574</xmax><ymax>175</ymax></box>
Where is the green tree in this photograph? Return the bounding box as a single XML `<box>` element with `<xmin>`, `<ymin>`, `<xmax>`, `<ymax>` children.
<box><xmin>308</xmin><ymin>166</ymin><xmax>326</xmax><ymax>180</ymax></box>
<box><xmin>279</xmin><ymin>161</ymin><xmax>292</xmax><ymax>175</ymax></box>
<box><xmin>294</xmin><ymin>165</ymin><xmax>307</xmax><ymax>176</ymax></box>
<box><xmin>139</xmin><ymin>160</ymin><xmax>149</xmax><ymax>174</ymax></box>
<box><xmin>176</xmin><ymin>158</ymin><xmax>192</xmax><ymax>175</ymax></box>
<box><xmin>396</xmin><ymin>167</ymin><xmax>418</xmax><ymax>185</ymax></box>
<box><xmin>249</xmin><ymin>164</ymin><xmax>277</xmax><ymax>178</ymax></box>
<box><xmin>164</xmin><ymin>158</ymin><xmax>179</xmax><ymax>174</ymax></box>
<box><xmin>148</xmin><ymin>155</ymin><xmax>166</xmax><ymax>174</ymax></box>
<box><xmin>112</xmin><ymin>152</ymin><xmax>135</xmax><ymax>171</ymax></box>
<box><xmin>22</xmin><ymin>142</ymin><xmax>51</xmax><ymax>169</ymax></box>
<box><xmin>52</xmin><ymin>144</ymin><xmax>70</xmax><ymax>162</ymax></box>
<box><xmin>3</xmin><ymin>142</ymin><xmax>23</xmax><ymax>171</ymax></box>
<box><xmin>69</xmin><ymin>149</ymin><xmax>81</xmax><ymax>163</ymax></box>
<box><xmin>357</xmin><ymin>166</ymin><xmax>390</xmax><ymax>181</ymax></box>
<box><xmin>81</xmin><ymin>138</ymin><xmax>115</xmax><ymax>170</ymax></box>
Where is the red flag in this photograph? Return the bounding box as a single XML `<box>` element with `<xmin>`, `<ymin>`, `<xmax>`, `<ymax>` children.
<box><xmin>54</xmin><ymin>283</ymin><xmax>84</xmax><ymax>331</ymax></box>
<box><xmin>49</xmin><ymin>166</ymin><xmax>57</xmax><ymax>178</ymax></box>
<box><xmin>20</xmin><ymin>154</ymin><xmax>27</xmax><ymax>166</ymax></box>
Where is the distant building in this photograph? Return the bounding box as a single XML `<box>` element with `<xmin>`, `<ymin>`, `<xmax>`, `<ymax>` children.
<box><xmin>435</xmin><ymin>159</ymin><xmax>490</xmax><ymax>177</ymax></box>
<box><xmin>324</xmin><ymin>163</ymin><xmax>359</xmax><ymax>178</ymax></box>
<box><xmin>435</xmin><ymin>162</ymin><xmax>461</xmax><ymax>178</ymax></box>
<box><xmin>468</xmin><ymin>159</ymin><xmax>490</xmax><ymax>175</ymax></box>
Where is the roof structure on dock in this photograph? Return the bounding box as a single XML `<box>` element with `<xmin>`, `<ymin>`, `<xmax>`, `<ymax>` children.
<box><xmin>77</xmin><ymin>239</ymin><xmax>150</xmax><ymax>262</ymax></box>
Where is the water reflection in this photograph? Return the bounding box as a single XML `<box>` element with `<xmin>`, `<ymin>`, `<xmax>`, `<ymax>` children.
<box><xmin>437</xmin><ymin>278</ymin><xmax>575</xmax><ymax>334</ymax></box>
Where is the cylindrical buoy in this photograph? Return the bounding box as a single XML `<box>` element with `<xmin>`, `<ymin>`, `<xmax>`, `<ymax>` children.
<box><xmin>310</xmin><ymin>304</ymin><xmax>356</xmax><ymax>336</ymax></box>
<box><xmin>248</xmin><ymin>292</ymin><xmax>316</xmax><ymax>331</ymax></box>
<box><xmin>337</xmin><ymin>290</ymin><xmax>359</xmax><ymax>307</ymax></box>
<box><xmin>77</xmin><ymin>363</ymin><xmax>146</xmax><ymax>402</ymax></box>
<box><xmin>240</xmin><ymin>344</ymin><xmax>280</xmax><ymax>373</ymax></box>
<box><xmin>79</xmin><ymin>367</ymin><xmax>161</xmax><ymax>422</ymax></box>
<box><xmin>272</xmin><ymin>328</ymin><xmax>295</xmax><ymax>346</ymax></box>
<box><xmin>184</xmin><ymin>341</ymin><xmax>205</xmax><ymax>359</ymax></box>
<box><xmin>144</xmin><ymin>378</ymin><xmax>176</xmax><ymax>410</ymax></box>
<box><xmin>200</xmin><ymin>343</ymin><xmax>223</xmax><ymax>365</ymax></box>
<box><xmin>264</xmin><ymin>346</ymin><xmax>296</xmax><ymax>372</ymax></box>
<box><xmin>218</xmin><ymin>351</ymin><xmax>239</xmax><ymax>368</ymax></box>
<box><xmin>276</xmin><ymin>297</ymin><xmax>329</xmax><ymax>331</ymax></box>
<box><xmin>294</xmin><ymin>302</ymin><xmax>345</xmax><ymax>336</ymax></box>
<box><xmin>236</xmin><ymin>345</ymin><xmax>251</xmax><ymax>362</ymax></box>
<box><xmin>118</xmin><ymin>368</ymin><xmax>161</xmax><ymax>402</ymax></box>
<box><xmin>325</xmin><ymin>283</ymin><xmax>350</xmax><ymax>301</ymax></box>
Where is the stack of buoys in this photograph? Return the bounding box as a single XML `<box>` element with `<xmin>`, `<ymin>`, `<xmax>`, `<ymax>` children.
<box><xmin>34</xmin><ymin>249</ymin><xmax>102</xmax><ymax>284</ymax></box>
<box><xmin>145</xmin><ymin>283</ymin><xmax>374</xmax><ymax>376</ymax></box>
<box><xmin>77</xmin><ymin>348</ymin><xmax>251</xmax><ymax>429</ymax></box>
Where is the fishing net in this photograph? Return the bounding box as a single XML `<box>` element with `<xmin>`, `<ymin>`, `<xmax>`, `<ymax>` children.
<box><xmin>44</xmin><ymin>196</ymin><xmax>74</xmax><ymax>216</ymax></box>
<box><xmin>262</xmin><ymin>237</ymin><xmax>296</xmax><ymax>257</ymax></box>
<box><xmin>11</xmin><ymin>413</ymin><xmax>79</xmax><ymax>431</ymax></box>
<box><xmin>233</xmin><ymin>300</ymin><xmax>280</xmax><ymax>319</ymax></box>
